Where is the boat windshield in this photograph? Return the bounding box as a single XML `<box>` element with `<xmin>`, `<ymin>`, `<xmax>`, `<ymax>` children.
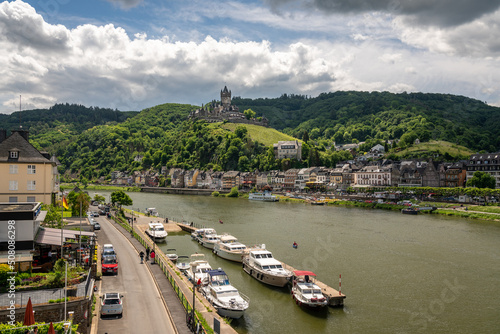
<box><xmin>262</xmin><ymin>264</ymin><xmax>283</xmax><ymax>270</ymax></box>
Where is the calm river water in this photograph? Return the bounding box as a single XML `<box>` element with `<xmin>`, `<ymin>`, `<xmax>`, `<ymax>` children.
<box><xmin>93</xmin><ymin>191</ymin><xmax>500</xmax><ymax>333</ymax></box>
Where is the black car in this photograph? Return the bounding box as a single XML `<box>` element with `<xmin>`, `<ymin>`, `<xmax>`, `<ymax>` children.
<box><xmin>93</xmin><ymin>222</ymin><xmax>101</xmax><ymax>230</ymax></box>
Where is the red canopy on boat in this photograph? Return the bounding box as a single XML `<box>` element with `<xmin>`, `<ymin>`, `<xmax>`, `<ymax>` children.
<box><xmin>294</xmin><ymin>270</ymin><xmax>317</xmax><ymax>277</ymax></box>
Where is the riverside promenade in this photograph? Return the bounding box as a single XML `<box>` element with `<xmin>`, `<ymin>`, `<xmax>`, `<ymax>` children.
<box><xmin>120</xmin><ymin>210</ymin><xmax>238</xmax><ymax>334</ymax></box>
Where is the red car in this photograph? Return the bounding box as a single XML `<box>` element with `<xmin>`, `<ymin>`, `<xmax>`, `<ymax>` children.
<box><xmin>102</xmin><ymin>255</ymin><xmax>118</xmax><ymax>275</ymax></box>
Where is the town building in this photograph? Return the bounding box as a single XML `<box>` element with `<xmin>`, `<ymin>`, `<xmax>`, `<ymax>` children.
<box><xmin>466</xmin><ymin>153</ymin><xmax>500</xmax><ymax>188</ymax></box>
<box><xmin>0</xmin><ymin>129</ymin><xmax>59</xmax><ymax>204</ymax></box>
<box><xmin>273</xmin><ymin>140</ymin><xmax>302</xmax><ymax>161</ymax></box>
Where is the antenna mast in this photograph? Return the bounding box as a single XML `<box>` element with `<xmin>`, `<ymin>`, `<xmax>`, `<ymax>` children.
<box><xmin>19</xmin><ymin>95</ymin><xmax>22</xmax><ymax>128</ymax></box>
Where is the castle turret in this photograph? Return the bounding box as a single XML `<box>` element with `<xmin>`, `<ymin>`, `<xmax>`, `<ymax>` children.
<box><xmin>221</xmin><ymin>86</ymin><xmax>231</xmax><ymax>109</ymax></box>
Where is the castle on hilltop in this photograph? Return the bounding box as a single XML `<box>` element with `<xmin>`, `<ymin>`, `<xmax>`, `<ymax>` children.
<box><xmin>188</xmin><ymin>86</ymin><xmax>268</xmax><ymax>127</ymax></box>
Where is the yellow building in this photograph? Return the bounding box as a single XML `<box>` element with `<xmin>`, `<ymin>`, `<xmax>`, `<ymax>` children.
<box><xmin>0</xmin><ymin>129</ymin><xmax>59</xmax><ymax>204</ymax></box>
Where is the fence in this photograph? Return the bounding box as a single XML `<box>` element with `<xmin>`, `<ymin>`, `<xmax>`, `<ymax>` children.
<box><xmin>0</xmin><ymin>269</ymin><xmax>93</xmax><ymax>308</ymax></box>
<box><xmin>111</xmin><ymin>212</ymin><xmax>209</xmax><ymax>334</ymax></box>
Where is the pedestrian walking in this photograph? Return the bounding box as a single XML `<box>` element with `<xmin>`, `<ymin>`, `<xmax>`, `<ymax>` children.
<box><xmin>146</xmin><ymin>247</ymin><xmax>150</xmax><ymax>261</ymax></box>
<box><xmin>150</xmin><ymin>250</ymin><xmax>155</xmax><ymax>264</ymax></box>
<box><xmin>139</xmin><ymin>251</ymin><xmax>145</xmax><ymax>264</ymax></box>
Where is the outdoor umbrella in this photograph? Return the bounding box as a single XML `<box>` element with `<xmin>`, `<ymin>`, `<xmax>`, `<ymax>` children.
<box><xmin>48</xmin><ymin>322</ymin><xmax>56</xmax><ymax>334</ymax></box>
<box><xmin>23</xmin><ymin>297</ymin><xmax>35</xmax><ymax>326</ymax></box>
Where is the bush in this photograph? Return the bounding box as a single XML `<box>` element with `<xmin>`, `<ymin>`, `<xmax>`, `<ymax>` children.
<box><xmin>226</xmin><ymin>187</ymin><xmax>239</xmax><ymax>198</ymax></box>
<box><xmin>211</xmin><ymin>191</ymin><xmax>220</xmax><ymax>197</ymax></box>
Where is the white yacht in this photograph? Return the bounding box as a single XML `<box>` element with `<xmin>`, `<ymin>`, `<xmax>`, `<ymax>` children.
<box><xmin>201</xmin><ymin>269</ymin><xmax>249</xmax><ymax>319</ymax></box>
<box><xmin>291</xmin><ymin>271</ymin><xmax>329</xmax><ymax>309</ymax></box>
<box><xmin>191</xmin><ymin>228</ymin><xmax>217</xmax><ymax>242</ymax></box>
<box><xmin>242</xmin><ymin>245</ymin><xmax>293</xmax><ymax>287</ymax></box>
<box><xmin>199</xmin><ymin>233</ymin><xmax>221</xmax><ymax>250</ymax></box>
<box><xmin>145</xmin><ymin>207</ymin><xmax>159</xmax><ymax>216</ymax></box>
<box><xmin>248</xmin><ymin>192</ymin><xmax>278</xmax><ymax>202</ymax></box>
<box><xmin>186</xmin><ymin>254</ymin><xmax>212</xmax><ymax>285</ymax></box>
<box><xmin>145</xmin><ymin>222</ymin><xmax>168</xmax><ymax>241</ymax></box>
<box><xmin>213</xmin><ymin>235</ymin><xmax>247</xmax><ymax>262</ymax></box>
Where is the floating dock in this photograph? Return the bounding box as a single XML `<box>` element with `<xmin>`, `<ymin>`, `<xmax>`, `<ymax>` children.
<box><xmin>177</xmin><ymin>222</ymin><xmax>346</xmax><ymax>307</ymax></box>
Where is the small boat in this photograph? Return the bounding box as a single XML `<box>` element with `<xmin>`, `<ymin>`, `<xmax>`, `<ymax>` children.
<box><xmin>291</xmin><ymin>271</ymin><xmax>329</xmax><ymax>309</ymax></box>
<box><xmin>310</xmin><ymin>201</ymin><xmax>325</xmax><ymax>205</ymax></box>
<box><xmin>191</xmin><ymin>228</ymin><xmax>217</xmax><ymax>242</ymax></box>
<box><xmin>242</xmin><ymin>245</ymin><xmax>293</xmax><ymax>287</ymax></box>
<box><xmin>145</xmin><ymin>207</ymin><xmax>159</xmax><ymax>216</ymax></box>
<box><xmin>199</xmin><ymin>234</ymin><xmax>221</xmax><ymax>250</ymax></box>
<box><xmin>402</xmin><ymin>207</ymin><xmax>419</xmax><ymax>215</ymax></box>
<box><xmin>213</xmin><ymin>235</ymin><xmax>247</xmax><ymax>263</ymax></box>
<box><xmin>201</xmin><ymin>269</ymin><xmax>250</xmax><ymax>319</ymax></box>
<box><xmin>176</xmin><ymin>256</ymin><xmax>190</xmax><ymax>272</ymax></box>
<box><xmin>248</xmin><ymin>192</ymin><xmax>278</xmax><ymax>202</ymax></box>
<box><xmin>166</xmin><ymin>249</ymin><xmax>178</xmax><ymax>262</ymax></box>
<box><xmin>186</xmin><ymin>254</ymin><xmax>212</xmax><ymax>285</ymax></box>
<box><xmin>145</xmin><ymin>222</ymin><xmax>168</xmax><ymax>241</ymax></box>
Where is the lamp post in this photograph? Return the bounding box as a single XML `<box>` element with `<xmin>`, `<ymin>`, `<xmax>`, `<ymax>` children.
<box><xmin>131</xmin><ymin>210</ymin><xmax>134</xmax><ymax>237</ymax></box>
<box><xmin>79</xmin><ymin>197</ymin><xmax>82</xmax><ymax>266</ymax></box>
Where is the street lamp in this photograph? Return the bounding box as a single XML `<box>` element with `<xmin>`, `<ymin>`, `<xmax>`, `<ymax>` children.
<box><xmin>131</xmin><ymin>210</ymin><xmax>134</xmax><ymax>237</ymax></box>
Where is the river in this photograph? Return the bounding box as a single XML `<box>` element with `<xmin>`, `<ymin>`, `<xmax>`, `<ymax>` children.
<box><xmin>92</xmin><ymin>191</ymin><xmax>500</xmax><ymax>333</ymax></box>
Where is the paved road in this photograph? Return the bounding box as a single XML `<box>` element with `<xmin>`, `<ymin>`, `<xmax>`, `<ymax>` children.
<box><xmin>95</xmin><ymin>212</ymin><xmax>176</xmax><ymax>334</ymax></box>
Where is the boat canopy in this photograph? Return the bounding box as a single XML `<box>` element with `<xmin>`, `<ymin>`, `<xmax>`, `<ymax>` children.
<box><xmin>208</xmin><ymin>269</ymin><xmax>227</xmax><ymax>277</ymax></box>
<box><xmin>294</xmin><ymin>270</ymin><xmax>317</xmax><ymax>277</ymax></box>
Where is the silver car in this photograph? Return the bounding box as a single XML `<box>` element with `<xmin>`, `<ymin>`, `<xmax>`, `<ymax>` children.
<box><xmin>100</xmin><ymin>292</ymin><xmax>123</xmax><ymax>316</ymax></box>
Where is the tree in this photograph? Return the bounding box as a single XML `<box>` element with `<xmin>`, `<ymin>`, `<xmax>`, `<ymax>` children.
<box><xmin>111</xmin><ymin>190</ymin><xmax>133</xmax><ymax>210</ymax></box>
<box><xmin>466</xmin><ymin>171</ymin><xmax>496</xmax><ymax>189</ymax></box>
<box><xmin>93</xmin><ymin>194</ymin><xmax>106</xmax><ymax>204</ymax></box>
<box><xmin>44</xmin><ymin>204</ymin><xmax>62</xmax><ymax>228</ymax></box>
<box><xmin>235</xmin><ymin>125</ymin><xmax>248</xmax><ymax>139</ymax></box>
<box><xmin>67</xmin><ymin>191</ymin><xmax>91</xmax><ymax>216</ymax></box>
<box><xmin>302</xmin><ymin>130</ymin><xmax>310</xmax><ymax>143</ymax></box>
<box><xmin>243</xmin><ymin>109</ymin><xmax>256</xmax><ymax>120</ymax></box>
<box><xmin>227</xmin><ymin>186</ymin><xmax>239</xmax><ymax>197</ymax></box>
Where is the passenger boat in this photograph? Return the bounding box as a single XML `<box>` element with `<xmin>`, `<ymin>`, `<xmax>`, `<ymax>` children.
<box><xmin>291</xmin><ymin>271</ymin><xmax>329</xmax><ymax>309</ymax></box>
<box><xmin>213</xmin><ymin>235</ymin><xmax>247</xmax><ymax>262</ymax></box>
<box><xmin>176</xmin><ymin>256</ymin><xmax>190</xmax><ymax>272</ymax></box>
<box><xmin>166</xmin><ymin>249</ymin><xmax>178</xmax><ymax>262</ymax></box>
<box><xmin>199</xmin><ymin>234</ymin><xmax>221</xmax><ymax>250</ymax></box>
<box><xmin>248</xmin><ymin>192</ymin><xmax>278</xmax><ymax>202</ymax></box>
<box><xmin>242</xmin><ymin>245</ymin><xmax>293</xmax><ymax>287</ymax></box>
<box><xmin>201</xmin><ymin>269</ymin><xmax>250</xmax><ymax>319</ymax></box>
<box><xmin>191</xmin><ymin>228</ymin><xmax>217</xmax><ymax>242</ymax></box>
<box><xmin>186</xmin><ymin>254</ymin><xmax>212</xmax><ymax>285</ymax></box>
<box><xmin>145</xmin><ymin>222</ymin><xmax>168</xmax><ymax>241</ymax></box>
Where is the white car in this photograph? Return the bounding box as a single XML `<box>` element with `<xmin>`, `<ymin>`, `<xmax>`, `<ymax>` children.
<box><xmin>103</xmin><ymin>244</ymin><xmax>114</xmax><ymax>251</ymax></box>
<box><xmin>100</xmin><ymin>292</ymin><xmax>123</xmax><ymax>316</ymax></box>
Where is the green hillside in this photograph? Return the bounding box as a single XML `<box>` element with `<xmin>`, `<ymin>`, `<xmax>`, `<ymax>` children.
<box><xmin>218</xmin><ymin>123</ymin><xmax>299</xmax><ymax>146</ymax></box>
<box><xmin>392</xmin><ymin>140</ymin><xmax>474</xmax><ymax>160</ymax></box>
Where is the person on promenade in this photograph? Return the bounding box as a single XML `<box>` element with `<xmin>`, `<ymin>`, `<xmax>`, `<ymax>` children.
<box><xmin>139</xmin><ymin>251</ymin><xmax>145</xmax><ymax>264</ymax></box>
<box><xmin>150</xmin><ymin>250</ymin><xmax>156</xmax><ymax>264</ymax></box>
<box><xmin>146</xmin><ymin>247</ymin><xmax>150</xmax><ymax>261</ymax></box>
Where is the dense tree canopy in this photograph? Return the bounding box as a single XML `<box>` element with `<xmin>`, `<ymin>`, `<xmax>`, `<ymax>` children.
<box><xmin>466</xmin><ymin>171</ymin><xmax>496</xmax><ymax>189</ymax></box>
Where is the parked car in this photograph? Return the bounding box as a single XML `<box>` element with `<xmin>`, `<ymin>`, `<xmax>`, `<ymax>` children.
<box><xmin>93</xmin><ymin>222</ymin><xmax>101</xmax><ymax>231</ymax></box>
<box><xmin>101</xmin><ymin>248</ymin><xmax>116</xmax><ymax>259</ymax></box>
<box><xmin>100</xmin><ymin>292</ymin><xmax>123</xmax><ymax>317</ymax></box>
<box><xmin>103</xmin><ymin>244</ymin><xmax>114</xmax><ymax>251</ymax></box>
<box><xmin>92</xmin><ymin>212</ymin><xmax>99</xmax><ymax>217</ymax></box>
<box><xmin>102</xmin><ymin>255</ymin><xmax>118</xmax><ymax>275</ymax></box>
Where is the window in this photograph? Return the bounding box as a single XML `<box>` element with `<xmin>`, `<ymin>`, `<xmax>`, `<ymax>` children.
<box><xmin>9</xmin><ymin>197</ymin><xmax>18</xmax><ymax>203</ymax></box>
<box><xmin>27</xmin><ymin>196</ymin><xmax>36</xmax><ymax>202</ymax></box>
<box><xmin>9</xmin><ymin>151</ymin><xmax>18</xmax><ymax>159</ymax></box>
<box><xmin>9</xmin><ymin>165</ymin><xmax>18</xmax><ymax>174</ymax></box>
<box><xmin>28</xmin><ymin>165</ymin><xmax>36</xmax><ymax>174</ymax></box>
<box><xmin>27</xmin><ymin>180</ymin><xmax>36</xmax><ymax>191</ymax></box>
<box><xmin>9</xmin><ymin>181</ymin><xmax>18</xmax><ymax>191</ymax></box>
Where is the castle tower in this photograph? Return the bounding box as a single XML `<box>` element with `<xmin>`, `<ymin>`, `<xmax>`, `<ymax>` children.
<box><xmin>220</xmin><ymin>86</ymin><xmax>231</xmax><ymax>109</ymax></box>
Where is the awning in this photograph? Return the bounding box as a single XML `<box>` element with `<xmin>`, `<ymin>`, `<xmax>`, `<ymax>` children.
<box><xmin>35</xmin><ymin>227</ymin><xmax>96</xmax><ymax>246</ymax></box>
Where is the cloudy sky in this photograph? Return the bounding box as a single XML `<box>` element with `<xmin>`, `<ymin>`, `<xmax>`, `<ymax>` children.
<box><xmin>1</xmin><ymin>0</ymin><xmax>499</xmax><ymax>114</ymax></box>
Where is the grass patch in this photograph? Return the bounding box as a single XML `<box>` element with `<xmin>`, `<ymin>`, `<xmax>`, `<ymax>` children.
<box><xmin>218</xmin><ymin>123</ymin><xmax>299</xmax><ymax>146</ymax></box>
<box><xmin>394</xmin><ymin>140</ymin><xmax>473</xmax><ymax>158</ymax></box>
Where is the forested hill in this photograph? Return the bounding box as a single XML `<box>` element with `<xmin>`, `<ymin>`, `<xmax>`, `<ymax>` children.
<box><xmin>0</xmin><ymin>103</ymin><xmax>137</xmax><ymax>149</ymax></box>
<box><xmin>232</xmin><ymin>91</ymin><xmax>500</xmax><ymax>152</ymax></box>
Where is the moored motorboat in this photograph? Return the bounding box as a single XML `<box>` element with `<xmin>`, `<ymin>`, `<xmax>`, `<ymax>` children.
<box><xmin>145</xmin><ymin>222</ymin><xmax>168</xmax><ymax>241</ymax></box>
<box><xmin>242</xmin><ymin>245</ymin><xmax>293</xmax><ymax>287</ymax></box>
<box><xmin>201</xmin><ymin>269</ymin><xmax>250</xmax><ymax>319</ymax></box>
<box><xmin>402</xmin><ymin>207</ymin><xmax>419</xmax><ymax>215</ymax></box>
<box><xmin>166</xmin><ymin>249</ymin><xmax>178</xmax><ymax>262</ymax></box>
<box><xmin>191</xmin><ymin>228</ymin><xmax>217</xmax><ymax>242</ymax></box>
<box><xmin>213</xmin><ymin>235</ymin><xmax>247</xmax><ymax>262</ymax></box>
<box><xmin>176</xmin><ymin>256</ymin><xmax>190</xmax><ymax>272</ymax></box>
<box><xmin>199</xmin><ymin>234</ymin><xmax>221</xmax><ymax>249</ymax></box>
<box><xmin>291</xmin><ymin>271</ymin><xmax>329</xmax><ymax>309</ymax></box>
<box><xmin>145</xmin><ymin>207</ymin><xmax>159</xmax><ymax>216</ymax></box>
<box><xmin>186</xmin><ymin>253</ymin><xmax>212</xmax><ymax>285</ymax></box>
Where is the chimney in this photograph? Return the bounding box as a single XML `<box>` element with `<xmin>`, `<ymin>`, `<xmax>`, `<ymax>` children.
<box><xmin>0</xmin><ymin>129</ymin><xmax>6</xmax><ymax>143</ymax></box>
<box><xmin>11</xmin><ymin>128</ymin><xmax>29</xmax><ymax>142</ymax></box>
